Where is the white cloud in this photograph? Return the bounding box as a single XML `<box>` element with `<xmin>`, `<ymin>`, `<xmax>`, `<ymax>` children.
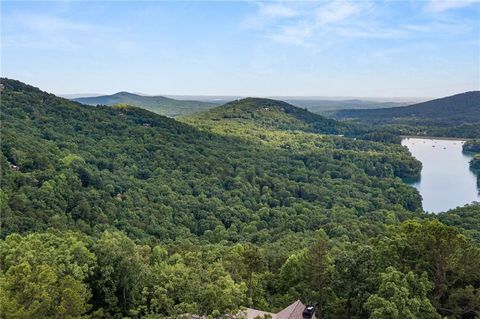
<box><xmin>334</xmin><ymin>26</ymin><xmax>408</xmax><ymax>39</ymax></box>
<box><xmin>14</xmin><ymin>13</ymin><xmax>107</xmax><ymax>33</ymax></box>
<box><xmin>241</xmin><ymin>2</ymin><xmax>300</xmax><ymax>30</ymax></box>
<box><xmin>257</xmin><ymin>1</ymin><xmax>393</xmax><ymax>45</ymax></box>
<box><xmin>254</xmin><ymin>1</ymin><xmax>368</xmax><ymax>45</ymax></box>
<box><xmin>3</xmin><ymin>12</ymin><xmax>137</xmax><ymax>54</ymax></box>
<box><xmin>246</xmin><ymin>0</ymin><xmax>477</xmax><ymax>46</ymax></box>
<box><xmin>403</xmin><ymin>20</ymin><xmax>472</xmax><ymax>33</ymax></box>
<box><xmin>259</xmin><ymin>3</ymin><xmax>298</xmax><ymax>18</ymax></box>
<box><xmin>425</xmin><ymin>0</ymin><xmax>479</xmax><ymax>12</ymax></box>
<box><xmin>315</xmin><ymin>1</ymin><xmax>362</xmax><ymax>25</ymax></box>
<box><xmin>268</xmin><ymin>23</ymin><xmax>313</xmax><ymax>46</ymax></box>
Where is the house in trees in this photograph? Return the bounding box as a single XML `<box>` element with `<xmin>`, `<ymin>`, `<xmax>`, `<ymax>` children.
<box><xmin>245</xmin><ymin>300</ymin><xmax>316</xmax><ymax>319</ymax></box>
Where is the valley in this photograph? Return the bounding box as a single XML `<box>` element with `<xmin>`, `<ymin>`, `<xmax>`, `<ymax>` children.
<box><xmin>1</xmin><ymin>78</ymin><xmax>480</xmax><ymax>318</ymax></box>
<box><xmin>2</xmin><ymin>1</ymin><xmax>479</xmax><ymax>318</ymax></box>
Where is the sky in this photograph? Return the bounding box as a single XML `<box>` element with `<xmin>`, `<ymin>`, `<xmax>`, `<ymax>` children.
<box><xmin>1</xmin><ymin>0</ymin><xmax>479</xmax><ymax>98</ymax></box>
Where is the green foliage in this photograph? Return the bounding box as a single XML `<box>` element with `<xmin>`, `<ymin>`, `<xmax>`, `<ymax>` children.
<box><xmin>376</xmin><ymin>220</ymin><xmax>480</xmax><ymax>317</ymax></box>
<box><xmin>1</xmin><ymin>78</ymin><xmax>422</xmax><ymax>243</ymax></box>
<box><xmin>285</xmin><ymin>98</ymin><xmax>408</xmax><ymax>114</ymax></box>
<box><xmin>463</xmin><ymin>139</ymin><xmax>480</xmax><ymax>153</ymax></box>
<box><xmin>0</xmin><ymin>230</ymin><xmax>249</xmax><ymax>318</ymax></box>
<box><xmin>184</xmin><ymin>97</ymin><xmax>357</xmax><ymax>135</ymax></box>
<box><xmin>334</xmin><ymin>91</ymin><xmax>480</xmax><ymax>138</ymax></box>
<box><xmin>365</xmin><ymin>267</ymin><xmax>440</xmax><ymax>319</ymax></box>
<box><xmin>61</xmin><ymin>154</ymin><xmax>85</xmax><ymax>166</ymax></box>
<box><xmin>139</xmin><ymin>249</ymin><xmax>246</xmax><ymax>317</ymax></box>
<box><xmin>73</xmin><ymin>92</ymin><xmax>218</xmax><ymax>117</ymax></box>
<box><xmin>471</xmin><ymin>155</ymin><xmax>480</xmax><ymax>171</ymax></box>
<box><xmin>0</xmin><ymin>232</ymin><xmax>96</xmax><ymax>319</ymax></box>
<box><xmin>1</xmin><ymin>79</ymin><xmax>479</xmax><ymax>318</ymax></box>
<box><xmin>91</xmin><ymin>231</ymin><xmax>150</xmax><ymax>317</ymax></box>
<box><xmin>336</xmin><ymin>91</ymin><xmax>480</xmax><ymax>126</ymax></box>
<box><xmin>438</xmin><ymin>203</ymin><xmax>480</xmax><ymax>242</ymax></box>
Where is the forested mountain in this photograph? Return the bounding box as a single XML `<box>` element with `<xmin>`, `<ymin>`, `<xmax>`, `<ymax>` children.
<box><xmin>1</xmin><ymin>79</ymin><xmax>421</xmax><ymax>240</ymax></box>
<box><xmin>334</xmin><ymin>91</ymin><xmax>480</xmax><ymax>137</ymax></box>
<box><xmin>183</xmin><ymin>97</ymin><xmax>407</xmax><ymax>144</ymax></box>
<box><xmin>186</xmin><ymin>97</ymin><xmax>358</xmax><ymax>135</ymax></box>
<box><xmin>73</xmin><ymin>92</ymin><xmax>218</xmax><ymax>117</ymax></box>
<box><xmin>1</xmin><ymin>78</ymin><xmax>480</xmax><ymax>319</ymax></box>
<box><xmin>285</xmin><ymin>98</ymin><xmax>409</xmax><ymax>114</ymax></box>
<box><xmin>335</xmin><ymin>91</ymin><xmax>480</xmax><ymax>124</ymax></box>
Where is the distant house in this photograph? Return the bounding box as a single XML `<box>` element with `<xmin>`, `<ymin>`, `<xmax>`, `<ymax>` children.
<box><xmin>245</xmin><ymin>300</ymin><xmax>316</xmax><ymax>319</ymax></box>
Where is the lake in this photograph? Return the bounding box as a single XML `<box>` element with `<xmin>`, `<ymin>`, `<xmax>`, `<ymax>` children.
<box><xmin>402</xmin><ymin>137</ymin><xmax>479</xmax><ymax>213</ymax></box>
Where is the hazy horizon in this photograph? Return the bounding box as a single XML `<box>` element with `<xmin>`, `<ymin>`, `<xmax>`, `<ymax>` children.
<box><xmin>59</xmin><ymin>91</ymin><xmax>430</xmax><ymax>103</ymax></box>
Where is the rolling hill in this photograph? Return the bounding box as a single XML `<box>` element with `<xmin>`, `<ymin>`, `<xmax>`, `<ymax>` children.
<box><xmin>284</xmin><ymin>98</ymin><xmax>410</xmax><ymax>114</ymax></box>
<box><xmin>184</xmin><ymin>97</ymin><xmax>358</xmax><ymax>135</ymax></box>
<box><xmin>183</xmin><ymin>97</ymin><xmax>411</xmax><ymax>144</ymax></box>
<box><xmin>182</xmin><ymin>97</ymin><xmax>421</xmax><ymax>178</ymax></box>
<box><xmin>73</xmin><ymin>91</ymin><xmax>219</xmax><ymax>117</ymax></box>
<box><xmin>1</xmin><ymin>78</ymin><xmax>423</xmax><ymax>239</ymax></box>
<box><xmin>334</xmin><ymin>91</ymin><xmax>480</xmax><ymax>125</ymax></box>
<box><xmin>73</xmin><ymin>93</ymin><xmax>412</xmax><ymax>117</ymax></box>
<box><xmin>3</xmin><ymin>78</ymin><xmax>480</xmax><ymax>319</ymax></box>
<box><xmin>333</xmin><ymin>91</ymin><xmax>480</xmax><ymax>137</ymax></box>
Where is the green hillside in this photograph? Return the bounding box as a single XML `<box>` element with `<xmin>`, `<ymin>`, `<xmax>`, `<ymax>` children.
<box><xmin>185</xmin><ymin>97</ymin><xmax>357</xmax><ymax>135</ymax></box>
<box><xmin>334</xmin><ymin>91</ymin><xmax>480</xmax><ymax>137</ymax></box>
<box><xmin>73</xmin><ymin>91</ymin><xmax>218</xmax><ymax>117</ymax></box>
<box><xmin>2</xmin><ymin>79</ymin><xmax>480</xmax><ymax>319</ymax></box>
<box><xmin>183</xmin><ymin>97</ymin><xmax>407</xmax><ymax>146</ymax></box>
<box><xmin>1</xmin><ymin>78</ymin><xmax>421</xmax><ymax>239</ymax></box>
<box><xmin>285</xmin><ymin>98</ymin><xmax>409</xmax><ymax>114</ymax></box>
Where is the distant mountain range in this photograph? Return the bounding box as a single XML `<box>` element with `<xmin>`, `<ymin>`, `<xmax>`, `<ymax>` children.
<box><xmin>73</xmin><ymin>92</ymin><xmax>219</xmax><ymax>117</ymax></box>
<box><xmin>70</xmin><ymin>90</ymin><xmax>479</xmax><ymax>138</ymax></box>
<box><xmin>333</xmin><ymin>91</ymin><xmax>480</xmax><ymax>138</ymax></box>
<box><xmin>284</xmin><ymin>99</ymin><xmax>411</xmax><ymax>113</ymax></box>
<box><xmin>71</xmin><ymin>92</ymin><xmax>417</xmax><ymax>117</ymax></box>
<box><xmin>334</xmin><ymin>91</ymin><xmax>480</xmax><ymax>125</ymax></box>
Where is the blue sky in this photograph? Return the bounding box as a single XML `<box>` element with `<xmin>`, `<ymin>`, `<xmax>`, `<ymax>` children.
<box><xmin>1</xmin><ymin>1</ymin><xmax>479</xmax><ymax>98</ymax></box>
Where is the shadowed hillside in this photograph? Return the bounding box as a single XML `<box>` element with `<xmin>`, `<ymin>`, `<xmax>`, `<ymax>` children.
<box><xmin>73</xmin><ymin>91</ymin><xmax>218</xmax><ymax>117</ymax></box>
<box><xmin>333</xmin><ymin>91</ymin><xmax>480</xmax><ymax>137</ymax></box>
<box><xmin>285</xmin><ymin>98</ymin><xmax>410</xmax><ymax>114</ymax></box>
<box><xmin>335</xmin><ymin>91</ymin><xmax>480</xmax><ymax>125</ymax></box>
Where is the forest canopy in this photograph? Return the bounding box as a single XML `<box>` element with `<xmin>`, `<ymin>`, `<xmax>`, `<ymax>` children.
<box><xmin>1</xmin><ymin>78</ymin><xmax>479</xmax><ymax>318</ymax></box>
<box><xmin>333</xmin><ymin>91</ymin><xmax>480</xmax><ymax>138</ymax></box>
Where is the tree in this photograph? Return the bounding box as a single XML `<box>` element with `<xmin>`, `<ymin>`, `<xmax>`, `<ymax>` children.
<box><xmin>330</xmin><ymin>243</ymin><xmax>377</xmax><ymax>319</ymax></box>
<box><xmin>242</xmin><ymin>244</ymin><xmax>265</xmax><ymax>307</ymax></box>
<box><xmin>91</xmin><ymin>231</ymin><xmax>150</xmax><ymax>318</ymax></box>
<box><xmin>0</xmin><ymin>232</ymin><xmax>96</xmax><ymax>319</ymax></box>
<box><xmin>304</xmin><ymin>239</ymin><xmax>329</xmax><ymax>318</ymax></box>
<box><xmin>380</xmin><ymin>220</ymin><xmax>480</xmax><ymax>317</ymax></box>
<box><xmin>138</xmin><ymin>249</ymin><xmax>246</xmax><ymax>317</ymax></box>
<box><xmin>365</xmin><ymin>267</ymin><xmax>440</xmax><ymax>319</ymax></box>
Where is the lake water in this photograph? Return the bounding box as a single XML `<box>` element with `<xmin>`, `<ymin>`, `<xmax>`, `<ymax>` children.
<box><xmin>402</xmin><ymin>137</ymin><xmax>479</xmax><ymax>213</ymax></box>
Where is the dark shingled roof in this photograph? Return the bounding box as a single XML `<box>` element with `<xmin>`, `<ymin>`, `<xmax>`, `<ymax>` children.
<box><xmin>246</xmin><ymin>300</ymin><xmax>316</xmax><ymax>319</ymax></box>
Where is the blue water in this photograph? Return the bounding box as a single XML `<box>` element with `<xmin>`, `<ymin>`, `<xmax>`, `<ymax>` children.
<box><xmin>402</xmin><ymin>138</ymin><xmax>479</xmax><ymax>213</ymax></box>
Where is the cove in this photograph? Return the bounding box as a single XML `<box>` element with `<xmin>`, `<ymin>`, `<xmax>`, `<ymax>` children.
<box><xmin>401</xmin><ymin>137</ymin><xmax>479</xmax><ymax>213</ymax></box>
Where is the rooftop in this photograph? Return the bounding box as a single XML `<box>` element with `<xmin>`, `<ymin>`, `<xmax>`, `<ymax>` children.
<box><xmin>245</xmin><ymin>300</ymin><xmax>316</xmax><ymax>319</ymax></box>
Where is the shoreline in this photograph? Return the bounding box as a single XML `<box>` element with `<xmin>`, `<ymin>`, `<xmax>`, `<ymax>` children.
<box><xmin>401</xmin><ymin>135</ymin><xmax>470</xmax><ymax>141</ymax></box>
